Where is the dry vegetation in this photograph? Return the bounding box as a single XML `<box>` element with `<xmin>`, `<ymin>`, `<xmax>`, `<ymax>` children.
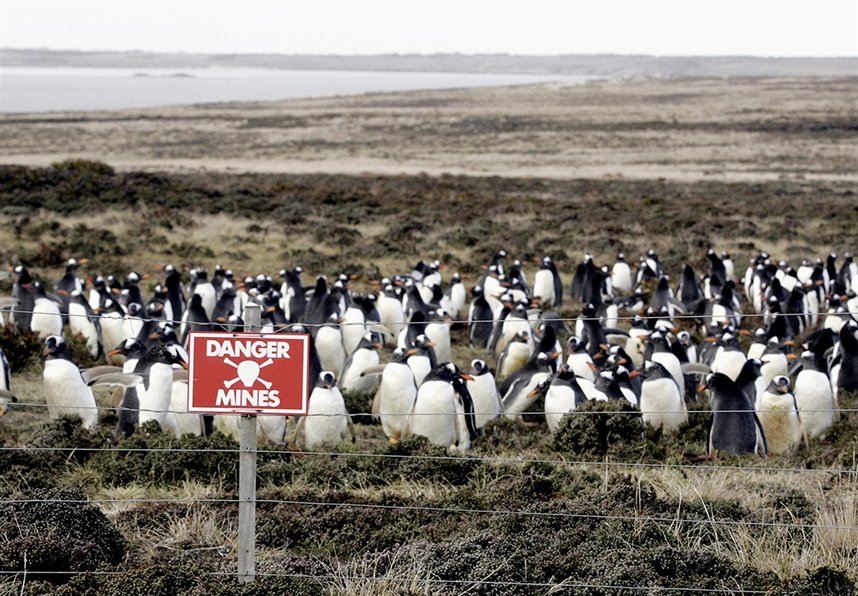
<box><xmin>0</xmin><ymin>76</ymin><xmax>857</xmax><ymax>594</ymax></box>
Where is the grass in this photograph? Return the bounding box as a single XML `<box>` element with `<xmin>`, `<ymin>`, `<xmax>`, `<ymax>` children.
<box><xmin>0</xmin><ymin>161</ymin><xmax>857</xmax><ymax>593</ymax></box>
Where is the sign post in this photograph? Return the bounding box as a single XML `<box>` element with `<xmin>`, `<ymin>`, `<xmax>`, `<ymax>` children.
<box><xmin>187</xmin><ymin>303</ymin><xmax>310</xmax><ymax>583</ymax></box>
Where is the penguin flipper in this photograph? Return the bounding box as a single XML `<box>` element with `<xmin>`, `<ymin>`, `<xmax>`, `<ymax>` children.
<box><xmin>681</xmin><ymin>363</ymin><xmax>712</xmax><ymax>375</ymax></box>
<box><xmin>172</xmin><ymin>369</ymin><xmax>189</xmax><ymax>383</ymax></box>
<box><xmin>81</xmin><ymin>365</ymin><xmax>124</xmax><ymax>384</ymax></box>
<box><xmin>371</xmin><ymin>387</ymin><xmax>382</xmax><ymax>419</ymax></box>
<box><xmin>360</xmin><ymin>364</ymin><xmax>387</xmax><ymax>377</ymax></box>
<box><xmin>88</xmin><ymin>372</ymin><xmax>144</xmax><ymax>388</ymax></box>
<box><xmin>0</xmin><ymin>388</ymin><xmax>18</xmax><ymax>402</ymax></box>
<box><xmin>752</xmin><ymin>412</ymin><xmax>768</xmax><ymax>458</ymax></box>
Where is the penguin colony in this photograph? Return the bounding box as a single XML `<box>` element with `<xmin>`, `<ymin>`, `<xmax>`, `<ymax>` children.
<box><xmin>2</xmin><ymin>248</ymin><xmax>857</xmax><ymax>456</ymax></box>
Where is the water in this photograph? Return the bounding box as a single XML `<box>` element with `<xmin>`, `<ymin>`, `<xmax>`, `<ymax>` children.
<box><xmin>0</xmin><ymin>66</ymin><xmax>593</xmax><ymax>113</ymax></box>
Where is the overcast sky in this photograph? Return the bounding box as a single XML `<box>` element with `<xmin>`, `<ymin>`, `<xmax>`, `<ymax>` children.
<box><xmin>1</xmin><ymin>1</ymin><xmax>856</xmax><ymax>57</ymax></box>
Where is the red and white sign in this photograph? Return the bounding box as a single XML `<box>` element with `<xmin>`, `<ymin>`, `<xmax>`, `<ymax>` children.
<box><xmin>188</xmin><ymin>332</ymin><xmax>311</xmax><ymax>415</ymax></box>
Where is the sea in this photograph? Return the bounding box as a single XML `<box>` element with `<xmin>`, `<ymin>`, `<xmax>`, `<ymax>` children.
<box><xmin>0</xmin><ymin>66</ymin><xmax>594</xmax><ymax>113</ymax></box>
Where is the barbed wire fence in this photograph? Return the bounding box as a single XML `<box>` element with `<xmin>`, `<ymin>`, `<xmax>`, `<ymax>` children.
<box><xmin>1</xmin><ymin>301</ymin><xmax>857</xmax><ymax>593</ymax></box>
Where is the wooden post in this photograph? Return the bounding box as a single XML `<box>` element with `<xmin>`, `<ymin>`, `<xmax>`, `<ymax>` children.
<box><xmin>238</xmin><ymin>303</ymin><xmax>261</xmax><ymax>583</ymax></box>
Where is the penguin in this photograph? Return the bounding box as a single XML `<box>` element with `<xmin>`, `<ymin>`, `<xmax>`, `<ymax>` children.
<box><xmin>794</xmin><ymin>351</ymin><xmax>837</xmax><ymax>439</ymax></box>
<box><xmin>466</xmin><ymin>359</ymin><xmax>503</xmax><ymax>429</ymax></box>
<box><xmin>378</xmin><ymin>281</ymin><xmax>406</xmax><ymax>344</ymax></box>
<box><xmin>122</xmin><ymin>272</ymin><xmax>147</xmax><ymax>316</ymax></box>
<box><xmin>99</xmin><ymin>299</ymin><xmax>127</xmax><ymax>357</ymax></box>
<box><xmin>111</xmin><ymin>343</ymin><xmax>189</xmax><ymax>437</ymax></box>
<box><xmin>404</xmin><ymin>362</ymin><xmax>477</xmax><ymax>450</ymax></box>
<box><xmin>179</xmin><ymin>294</ymin><xmax>212</xmax><ymax>347</ymax></box>
<box><xmin>440</xmin><ymin>272</ymin><xmax>467</xmax><ymax>321</ymax></box>
<box><xmin>190</xmin><ymin>268</ymin><xmax>216</xmax><ymax>320</ymax></box>
<box><xmin>29</xmin><ymin>282</ymin><xmax>63</xmax><ymax>340</ymax></box>
<box><xmin>10</xmin><ymin>265</ymin><xmax>35</xmax><ymax>332</ymax></box>
<box><xmin>315</xmin><ymin>314</ymin><xmax>346</xmax><ymax>378</ymax></box>
<box><xmin>757</xmin><ymin>376</ymin><xmax>803</xmax><ymax>455</ymax></box>
<box><xmin>341</xmin><ymin>296</ymin><xmax>367</xmax><ymax>356</ymax></box>
<box><xmin>122</xmin><ymin>301</ymin><xmax>146</xmax><ymax>345</ymax></box>
<box><xmin>709</xmin><ymin>332</ymin><xmax>747</xmax><ymax>382</ymax></box>
<box><xmin>533</xmin><ymin>257</ymin><xmax>558</xmax><ymax>308</ymax></box>
<box><xmin>639</xmin><ymin>361</ymin><xmax>687</xmax><ymax>432</ymax></box>
<box><xmin>499</xmin><ymin>352</ymin><xmax>553</xmax><ymax>420</ymax></box>
<box><xmin>407</xmin><ymin>334</ymin><xmax>438</xmax><ymax>388</ymax></box>
<box><xmin>468</xmin><ymin>285</ymin><xmax>494</xmax><ymax>349</ymax></box>
<box><xmin>371</xmin><ymin>348</ymin><xmax>417</xmax><ymax>443</ymax></box>
<box><xmin>211</xmin><ymin>284</ymin><xmax>240</xmax><ymax>330</ymax></box>
<box><xmin>339</xmin><ymin>332</ymin><xmax>382</xmax><ymax>396</ymax></box>
<box><xmin>611</xmin><ymin>253</ymin><xmax>633</xmax><ymax>296</ymax></box>
<box><xmin>54</xmin><ymin>257</ymin><xmax>86</xmax><ymax>324</ymax></box>
<box><xmin>648</xmin><ymin>330</ymin><xmax>686</xmax><ymax>397</ymax></box>
<box><xmin>746</xmin><ymin>328</ymin><xmax>769</xmax><ymax>361</ymax></box>
<box><xmin>42</xmin><ymin>336</ymin><xmax>98</xmax><ymax>429</ymax></box>
<box><xmin>706</xmin><ymin>372</ymin><xmax>767</xmax><ymax>457</ymax></box>
<box><xmin>677</xmin><ymin>264</ymin><xmax>703</xmax><ymax>314</ymax></box>
<box><xmin>162</xmin><ymin>264</ymin><xmax>185</xmax><ymax>325</ymax></box>
<box><xmin>496</xmin><ymin>330</ymin><xmax>533</xmax><ymax>382</ymax></box>
<box><xmin>0</xmin><ymin>347</ymin><xmax>10</xmax><ymax>395</ymax></box>
<box><xmin>545</xmin><ymin>364</ymin><xmax>588</xmax><ymax>431</ymax></box>
<box><xmin>68</xmin><ymin>290</ymin><xmax>102</xmax><ymax>359</ymax></box>
<box><xmin>295</xmin><ymin>371</ymin><xmax>355</xmax><ymax>449</ymax></box>
<box><xmin>425</xmin><ymin>308</ymin><xmax>453</xmax><ymax>364</ymax></box>
<box><xmin>278</xmin><ymin>266</ymin><xmax>306</xmax><ymax>323</ymax></box>
<box><xmin>834</xmin><ymin>320</ymin><xmax>858</xmax><ymax>398</ymax></box>
<box><xmin>566</xmin><ymin>336</ymin><xmax>596</xmax><ymax>382</ymax></box>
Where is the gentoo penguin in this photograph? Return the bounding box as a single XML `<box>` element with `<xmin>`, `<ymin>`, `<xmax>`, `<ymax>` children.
<box><xmin>407</xmin><ymin>334</ymin><xmax>438</xmax><ymax>388</ymax></box>
<box><xmin>425</xmin><ymin>308</ymin><xmax>453</xmax><ymax>363</ymax></box>
<box><xmin>341</xmin><ymin>296</ymin><xmax>368</xmax><ymax>356</ymax></box>
<box><xmin>496</xmin><ymin>330</ymin><xmax>533</xmax><ymax>382</ymax></box>
<box><xmin>54</xmin><ymin>257</ymin><xmax>86</xmax><ymax>323</ymax></box>
<box><xmin>99</xmin><ymin>299</ymin><xmax>127</xmax><ymax>357</ymax></box>
<box><xmin>162</xmin><ymin>264</ymin><xmax>185</xmax><ymax>325</ymax></box>
<box><xmin>533</xmin><ymin>257</ymin><xmax>558</xmax><ymax>308</ymax></box>
<box><xmin>67</xmin><ymin>290</ymin><xmax>102</xmax><ymax>360</ymax></box>
<box><xmin>639</xmin><ymin>361</ymin><xmax>686</xmax><ymax>432</ymax></box>
<box><xmin>42</xmin><ymin>336</ymin><xmax>98</xmax><ymax>429</ymax></box>
<box><xmin>466</xmin><ymin>359</ymin><xmax>503</xmax><ymax>428</ymax></box>
<box><xmin>371</xmin><ymin>348</ymin><xmax>417</xmax><ymax>443</ymax></box>
<box><xmin>378</xmin><ymin>281</ymin><xmax>406</xmax><ymax>344</ymax></box>
<box><xmin>499</xmin><ymin>352</ymin><xmax>553</xmax><ymax>420</ymax></box>
<box><xmin>339</xmin><ymin>332</ymin><xmax>382</xmax><ymax>395</ymax></box>
<box><xmin>179</xmin><ymin>294</ymin><xmax>212</xmax><ymax>347</ymax></box>
<box><xmin>566</xmin><ymin>336</ymin><xmax>596</xmax><ymax>382</ymax></box>
<box><xmin>278</xmin><ymin>266</ymin><xmax>306</xmax><ymax>323</ymax></box>
<box><xmin>834</xmin><ymin>320</ymin><xmax>858</xmax><ymax>398</ymax></box>
<box><xmin>189</xmin><ymin>268</ymin><xmax>216</xmax><ymax>320</ymax></box>
<box><xmin>794</xmin><ymin>351</ymin><xmax>837</xmax><ymax>439</ymax></box>
<box><xmin>404</xmin><ymin>362</ymin><xmax>477</xmax><ymax>450</ymax></box>
<box><xmin>746</xmin><ymin>328</ymin><xmax>769</xmax><ymax>361</ymax></box>
<box><xmin>315</xmin><ymin>314</ymin><xmax>346</xmax><ymax>378</ymax></box>
<box><xmin>707</xmin><ymin>372</ymin><xmax>767</xmax><ymax>457</ymax></box>
<box><xmin>611</xmin><ymin>253</ymin><xmax>633</xmax><ymax>296</ymax></box>
<box><xmin>709</xmin><ymin>332</ymin><xmax>747</xmax><ymax>382</ymax></box>
<box><xmin>734</xmin><ymin>358</ymin><xmax>762</xmax><ymax>411</ymax></box>
<box><xmin>295</xmin><ymin>371</ymin><xmax>354</xmax><ymax>449</ymax></box>
<box><xmin>30</xmin><ymin>282</ymin><xmax>63</xmax><ymax>340</ymax></box>
<box><xmin>545</xmin><ymin>364</ymin><xmax>588</xmax><ymax>432</ymax></box>
<box><xmin>11</xmin><ymin>265</ymin><xmax>35</xmax><ymax>332</ymax></box>
<box><xmin>648</xmin><ymin>331</ymin><xmax>685</xmax><ymax>397</ymax></box>
<box><xmin>757</xmin><ymin>376</ymin><xmax>803</xmax><ymax>455</ymax></box>
<box><xmin>440</xmin><ymin>272</ymin><xmax>466</xmax><ymax>321</ymax></box>
<box><xmin>468</xmin><ymin>285</ymin><xmax>494</xmax><ymax>349</ymax></box>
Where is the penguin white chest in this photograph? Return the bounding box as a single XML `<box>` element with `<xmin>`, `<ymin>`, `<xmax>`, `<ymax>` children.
<box><xmin>545</xmin><ymin>385</ymin><xmax>577</xmax><ymax>431</ymax></box>
<box><xmin>43</xmin><ymin>359</ymin><xmax>98</xmax><ymax>428</ymax></box>
<box><xmin>794</xmin><ymin>370</ymin><xmax>835</xmax><ymax>439</ymax></box>
<box><xmin>304</xmin><ymin>388</ymin><xmax>350</xmax><ymax>449</ymax></box>
<box><xmin>410</xmin><ymin>380</ymin><xmax>457</xmax><ymax>447</ymax></box>
<box><xmin>467</xmin><ymin>374</ymin><xmax>501</xmax><ymax>428</ymax></box>
<box><xmin>138</xmin><ymin>363</ymin><xmax>175</xmax><ymax>427</ymax></box>
<box><xmin>377</xmin><ymin>364</ymin><xmax>417</xmax><ymax>440</ymax></box>
<box><xmin>640</xmin><ymin>377</ymin><xmax>686</xmax><ymax>431</ymax></box>
<box><xmin>757</xmin><ymin>392</ymin><xmax>802</xmax><ymax>455</ymax></box>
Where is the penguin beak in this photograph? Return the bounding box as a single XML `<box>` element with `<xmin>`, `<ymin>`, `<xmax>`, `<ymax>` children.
<box><xmin>148</xmin><ymin>331</ymin><xmax>162</xmax><ymax>340</ymax></box>
<box><xmin>406</xmin><ymin>348</ymin><xmax>418</xmax><ymax>356</ymax></box>
<box><xmin>107</xmin><ymin>346</ymin><xmax>123</xmax><ymax>357</ymax></box>
<box><xmin>783</xmin><ymin>340</ymin><xmax>796</xmax><ymax>347</ymax></box>
<box><xmin>79</xmin><ymin>258</ymin><xmax>89</xmax><ymax>265</ymax></box>
<box><xmin>587</xmin><ymin>362</ymin><xmax>600</xmax><ymax>372</ymax></box>
<box><xmin>459</xmin><ymin>374</ymin><xmax>474</xmax><ymax>382</ymax></box>
<box><xmin>629</xmin><ymin>370</ymin><xmax>641</xmax><ymax>378</ymax></box>
<box><xmin>550</xmin><ymin>351</ymin><xmax>561</xmax><ymax>360</ymax></box>
<box><xmin>786</xmin><ymin>353</ymin><xmax>798</xmax><ymax>361</ymax></box>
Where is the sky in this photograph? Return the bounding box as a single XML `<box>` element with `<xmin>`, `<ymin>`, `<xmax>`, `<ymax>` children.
<box><xmin>1</xmin><ymin>0</ymin><xmax>856</xmax><ymax>57</ymax></box>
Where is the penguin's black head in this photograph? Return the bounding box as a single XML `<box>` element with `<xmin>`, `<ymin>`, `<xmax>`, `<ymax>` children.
<box><xmin>43</xmin><ymin>335</ymin><xmax>67</xmax><ymax>358</ymax></box>
<box><xmin>471</xmin><ymin>359</ymin><xmax>487</xmax><ymax>375</ymax></box>
<box><xmin>770</xmin><ymin>375</ymin><xmax>791</xmax><ymax>394</ymax></box>
<box><xmin>318</xmin><ymin>371</ymin><xmax>336</xmax><ymax>389</ymax></box>
<box><xmin>164</xmin><ymin>344</ymin><xmax>189</xmax><ymax>369</ymax></box>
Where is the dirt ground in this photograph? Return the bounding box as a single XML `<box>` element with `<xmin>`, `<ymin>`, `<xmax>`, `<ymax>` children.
<box><xmin>1</xmin><ymin>76</ymin><xmax>857</xmax><ymax>182</ymax></box>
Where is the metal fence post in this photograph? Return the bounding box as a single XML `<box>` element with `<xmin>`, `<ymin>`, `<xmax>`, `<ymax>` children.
<box><xmin>238</xmin><ymin>303</ymin><xmax>261</xmax><ymax>583</ymax></box>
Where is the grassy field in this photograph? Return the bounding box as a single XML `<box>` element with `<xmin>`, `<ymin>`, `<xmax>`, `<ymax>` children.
<box><xmin>1</xmin><ymin>75</ymin><xmax>857</xmax><ymax>594</ymax></box>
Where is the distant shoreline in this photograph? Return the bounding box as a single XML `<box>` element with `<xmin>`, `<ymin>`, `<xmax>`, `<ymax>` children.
<box><xmin>2</xmin><ymin>48</ymin><xmax>857</xmax><ymax>77</ymax></box>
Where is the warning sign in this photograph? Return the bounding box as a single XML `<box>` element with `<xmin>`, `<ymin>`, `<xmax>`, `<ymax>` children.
<box><xmin>188</xmin><ymin>332</ymin><xmax>311</xmax><ymax>415</ymax></box>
